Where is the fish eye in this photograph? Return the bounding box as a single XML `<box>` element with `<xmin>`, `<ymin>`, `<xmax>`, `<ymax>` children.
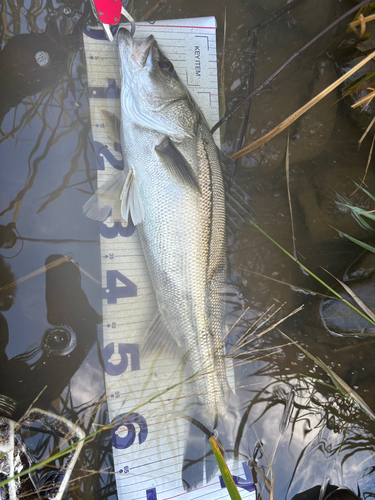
<box><xmin>159</xmin><ymin>58</ymin><xmax>174</xmax><ymax>73</ymax></box>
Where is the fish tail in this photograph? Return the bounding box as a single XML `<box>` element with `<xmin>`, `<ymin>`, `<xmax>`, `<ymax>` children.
<box><xmin>182</xmin><ymin>412</ymin><xmax>217</xmax><ymax>491</ymax></box>
<box><xmin>215</xmin><ymin>388</ymin><xmax>241</xmax><ymax>458</ymax></box>
<box><xmin>182</xmin><ymin>389</ymin><xmax>241</xmax><ymax>491</ymax></box>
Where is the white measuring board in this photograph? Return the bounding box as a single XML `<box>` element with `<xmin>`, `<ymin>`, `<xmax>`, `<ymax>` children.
<box><xmin>83</xmin><ymin>18</ymin><xmax>255</xmax><ymax>500</ymax></box>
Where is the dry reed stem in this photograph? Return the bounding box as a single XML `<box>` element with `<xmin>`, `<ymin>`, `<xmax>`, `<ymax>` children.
<box><xmin>351</xmin><ymin>87</ymin><xmax>375</xmax><ymax>108</ymax></box>
<box><xmin>349</xmin><ymin>12</ymin><xmax>375</xmax><ymax>30</ymax></box>
<box><xmin>71</xmin><ymin>261</ymin><xmax>101</xmax><ymax>285</ymax></box>
<box><xmin>0</xmin><ymin>255</ymin><xmax>68</xmax><ymax>292</ymax></box>
<box><xmin>247</xmin><ymin>304</ymin><xmax>283</xmax><ymax>337</ymax></box>
<box><xmin>232</xmin><ymin>50</ymin><xmax>375</xmax><ymax>159</ymax></box>
<box><xmin>360</xmin><ymin>14</ymin><xmax>367</xmax><ymax>38</ymax></box>
<box><xmin>234</xmin><ymin>305</ymin><xmax>304</xmax><ymax>353</ymax></box>
<box><xmin>14</xmin><ymin>386</ymin><xmax>48</xmax><ymax>433</ymax></box>
<box><xmin>227</xmin><ymin>305</ymin><xmax>274</xmax><ymax>353</ymax></box>
<box><xmin>279</xmin><ymin>330</ymin><xmax>375</xmax><ymax>420</ymax></box>
<box><xmin>141</xmin><ymin>0</ymin><xmax>167</xmax><ymax>20</ymax></box>
<box><xmin>358</xmin><ymin>115</ymin><xmax>375</xmax><ymax>149</ymax></box>
<box><xmin>230</xmin><ymin>348</ymin><xmax>288</xmax><ymax>368</ymax></box>
<box><xmin>285</xmin><ymin>133</ymin><xmax>296</xmax><ymax>259</ymax></box>
<box><xmin>0</xmin><ymin>255</ymin><xmax>100</xmax><ymax>292</ymax></box>
<box><xmin>248</xmin><ymin>305</ymin><xmax>276</xmax><ymax>333</ymax></box>
<box><xmin>358</xmin><ymin>207</ymin><xmax>375</xmax><ymax>214</ymax></box>
<box><xmin>239</xmin><ymin>267</ymin><xmax>334</xmax><ymax>298</ymax></box>
<box><xmin>351</xmin><ymin>13</ymin><xmax>367</xmax><ymax>38</ymax></box>
<box><xmin>333</xmin><ymin>339</ymin><xmax>375</xmax><ymax>352</ymax></box>
<box><xmin>220</xmin><ymin>7</ymin><xmax>227</xmax><ymax>121</ymax></box>
<box><xmin>324</xmin><ymin>269</ymin><xmax>375</xmax><ymax>323</ymax></box>
<box><xmin>229</xmin><ymin>304</ymin><xmax>282</xmax><ymax>355</ymax></box>
<box><xmin>254</xmin><ymin>429</ymin><xmax>274</xmax><ymax>500</ymax></box>
<box><xmin>222</xmin><ymin>307</ymin><xmax>250</xmax><ymax>343</ymax></box>
<box><xmin>350</xmin><ymin>131</ymin><xmax>375</xmax><ymax>196</ymax></box>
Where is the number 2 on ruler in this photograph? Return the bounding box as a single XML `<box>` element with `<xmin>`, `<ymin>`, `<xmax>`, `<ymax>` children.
<box><xmin>103</xmin><ymin>270</ymin><xmax>137</xmax><ymax>303</ymax></box>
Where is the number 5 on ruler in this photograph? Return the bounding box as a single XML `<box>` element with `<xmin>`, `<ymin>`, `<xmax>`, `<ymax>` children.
<box><xmin>103</xmin><ymin>270</ymin><xmax>137</xmax><ymax>303</ymax></box>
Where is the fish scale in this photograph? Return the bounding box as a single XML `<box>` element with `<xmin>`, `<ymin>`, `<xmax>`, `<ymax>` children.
<box><xmin>84</xmin><ymin>26</ymin><xmax>236</xmax><ymax>490</ymax></box>
<box><xmin>117</xmin><ymin>29</ymin><xmax>234</xmax><ymax>489</ymax></box>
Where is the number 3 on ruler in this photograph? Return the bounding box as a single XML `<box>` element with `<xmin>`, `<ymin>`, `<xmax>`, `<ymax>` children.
<box><xmin>100</xmin><ymin>219</ymin><xmax>136</xmax><ymax>238</ymax></box>
<box><xmin>103</xmin><ymin>270</ymin><xmax>137</xmax><ymax>303</ymax></box>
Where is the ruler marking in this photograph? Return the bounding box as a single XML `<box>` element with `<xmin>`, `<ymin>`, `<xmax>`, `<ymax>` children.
<box><xmin>84</xmin><ymin>16</ymin><xmax>251</xmax><ymax>500</ymax></box>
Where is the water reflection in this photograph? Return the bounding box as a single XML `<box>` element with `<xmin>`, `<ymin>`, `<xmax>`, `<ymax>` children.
<box><xmin>0</xmin><ymin>20</ymin><xmax>81</xmax><ymax>116</ymax></box>
<box><xmin>1</xmin><ymin>0</ymin><xmax>375</xmax><ymax>497</ymax></box>
<box><xmin>0</xmin><ymin>405</ymin><xmax>85</xmax><ymax>500</ymax></box>
<box><xmin>231</xmin><ymin>335</ymin><xmax>375</xmax><ymax>499</ymax></box>
<box><xmin>0</xmin><ymin>0</ymin><xmax>108</xmax><ymax>497</ymax></box>
<box><xmin>0</xmin><ymin>255</ymin><xmax>101</xmax><ymax>418</ymax></box>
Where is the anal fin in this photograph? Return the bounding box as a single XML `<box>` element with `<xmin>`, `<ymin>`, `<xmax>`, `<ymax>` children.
<box><xmin>141</xmin><ymin>312</ymin><xmax>181</xmax><ymax>358</ymax></box>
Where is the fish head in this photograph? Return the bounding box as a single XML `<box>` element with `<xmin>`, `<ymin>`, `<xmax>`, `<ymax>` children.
<box><xmin>117</xmin><ymin>28</ymin><xmax>199</xmax><ymax>139</ymax></box>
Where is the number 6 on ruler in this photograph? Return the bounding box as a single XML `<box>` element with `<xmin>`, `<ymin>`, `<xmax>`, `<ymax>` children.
<box><xmin>103</xmin><ymin>270</ymin><xmax>137</xmax><ymax>303</ymax></box>
<box><xmin>111</xmin><ymin>412</ymin><xmax>148</xmax><ymax>449</ymax></box>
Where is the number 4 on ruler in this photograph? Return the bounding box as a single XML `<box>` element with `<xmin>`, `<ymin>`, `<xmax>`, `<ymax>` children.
<box><xmin>103</xmin><ymin>270</ymin><xmax>137</xmax><ymax>303</ymax></box>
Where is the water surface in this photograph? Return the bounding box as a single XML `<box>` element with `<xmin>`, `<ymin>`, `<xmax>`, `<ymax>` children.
<box><xmin>1</xmin><ymin>0</ymin><xmax>375</xmax><ymax>498</ymax></box>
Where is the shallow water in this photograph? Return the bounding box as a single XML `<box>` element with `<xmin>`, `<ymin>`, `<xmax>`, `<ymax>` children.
<box><xmin>1</xmin><ymin>0</ymin><xmax>375</xmax><ymax>499</ymax></box>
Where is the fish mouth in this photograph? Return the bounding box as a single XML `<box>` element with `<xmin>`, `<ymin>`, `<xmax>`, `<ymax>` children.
<box><xmin>117</xmin><ymin>28</ymin><xmax>155</xmax><ymax>68</ymax></box>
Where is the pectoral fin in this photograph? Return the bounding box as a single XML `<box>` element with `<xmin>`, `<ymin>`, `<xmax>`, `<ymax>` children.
<box><xmin>155</xmin><ymin>138</ymin><xmax>201</xmax><ymax>193</ymax></box>
<box><xmin>120</xmin><ymin>169</ymin><xmax>145</xmax><ymax>225</ymax></box>
<box><xmin>83</xmin><ymin>172</ymin><xmax>125</xmax><ymax>221</ymax></box>
<box><xmin>141</xmin><ymin>312</ymin><xmax>181</xmax><ymax>358</ymax></box>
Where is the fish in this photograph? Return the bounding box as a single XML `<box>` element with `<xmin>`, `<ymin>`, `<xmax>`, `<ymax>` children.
<box><xmin>83</xmin><ymin>27</ymin><xmax>238</xmax><ymax>490</ymax></box>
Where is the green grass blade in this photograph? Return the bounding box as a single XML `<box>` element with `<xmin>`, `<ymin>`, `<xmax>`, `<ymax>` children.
<box><xmin>330</xmin><ymin>225</ymin><xmax>375</xmax><ymax>254</ymax></box>
<box><xmin>248</xmin><ymin>221</ymin><xmax>375</xmax><ymax>327</ymax></box>
<box><xmin>335</xmin><ymin>203</ymin><xmax>375</xmax><ymax>229</ymax></box>
<box><xmin>356</xmin><ymin>214</ymin><xmax>374</xmax><ymax>230</ymax></box>
<box><xmin>346</xmin><ymin>70</ymin><xmax>375</xmax><ymax>91</ymax></box>
<box><xmin>279</xmin><ymin>331</ymin><xmax>375</xmax><ymax>420</ymax></box>
<box><xmin>209</xmin><ymin>436</ymin><xmax>242</xmax><ymax>500</ymax></box>
<box><xmin>344</xmin><ymin>234</ymin><xmax>375</xmax><ymax>253</ymax></box>
<box><xmin>343</xmin><ymin>206</ymin><xmax>375</xmax><ymax>225</ymax></box>
<box><xmin>0</xmin><ymin>367</ymin><xmax>216</xmax><ymax>490</ymax></box>
<box><xmin>357</xmin><ymin>213</ymin><xmax>375</xmax><ymax>226</ymax></box>
<box><xmin>357</xmin><ymin>183</ymin><xmax>375</xmax><ymax>203</ymax></box>
<box><xmin>333</xmin><ymin>189</ymin><xmax>375</xmax><ymax>225</ymax></box>
<box><xmin>357</xmin><ymin>212</ymin><xmax>375</xmax><ymax>223</ymax></box>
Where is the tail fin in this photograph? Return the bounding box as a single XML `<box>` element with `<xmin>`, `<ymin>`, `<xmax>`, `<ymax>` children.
<box><xmin>182</xmin><ymin>417</ymin><xmax>214</xmax><ymax>491</ymax></box>
<box><xmin>182</xmin><ymin>390</ymin><xmax>241</xmax><ymax>491</ymax></box>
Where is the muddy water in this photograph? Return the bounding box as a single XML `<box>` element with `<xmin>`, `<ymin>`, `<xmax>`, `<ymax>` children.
<box><xmin>0</xmin><ymin>0</ymin><xmax>375</xmax><ymax>498</ymax></box>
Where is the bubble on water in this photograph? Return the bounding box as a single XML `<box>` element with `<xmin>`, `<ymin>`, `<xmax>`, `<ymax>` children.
<box><xmin>42</xmin><ymin>325</ymin><xmax>77</xmax><ymax>355</ymax></box>
<box><xmin>35</xmin><ymin>51</ymin><xmax>50</xmax><ymax>67</ymax></box>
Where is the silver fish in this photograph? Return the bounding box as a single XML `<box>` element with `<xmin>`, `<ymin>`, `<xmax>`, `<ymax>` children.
<box><xmin>84</xmin><ymin>27</ymin><xmax>236</xmax><ymax>490</ymax></box>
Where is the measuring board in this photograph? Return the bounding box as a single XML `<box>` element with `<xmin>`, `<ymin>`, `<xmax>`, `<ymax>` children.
<box><xmin>83</xmin><ymin>17</ymin><xmax>255</xmax><ymax>500</ymax></box>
